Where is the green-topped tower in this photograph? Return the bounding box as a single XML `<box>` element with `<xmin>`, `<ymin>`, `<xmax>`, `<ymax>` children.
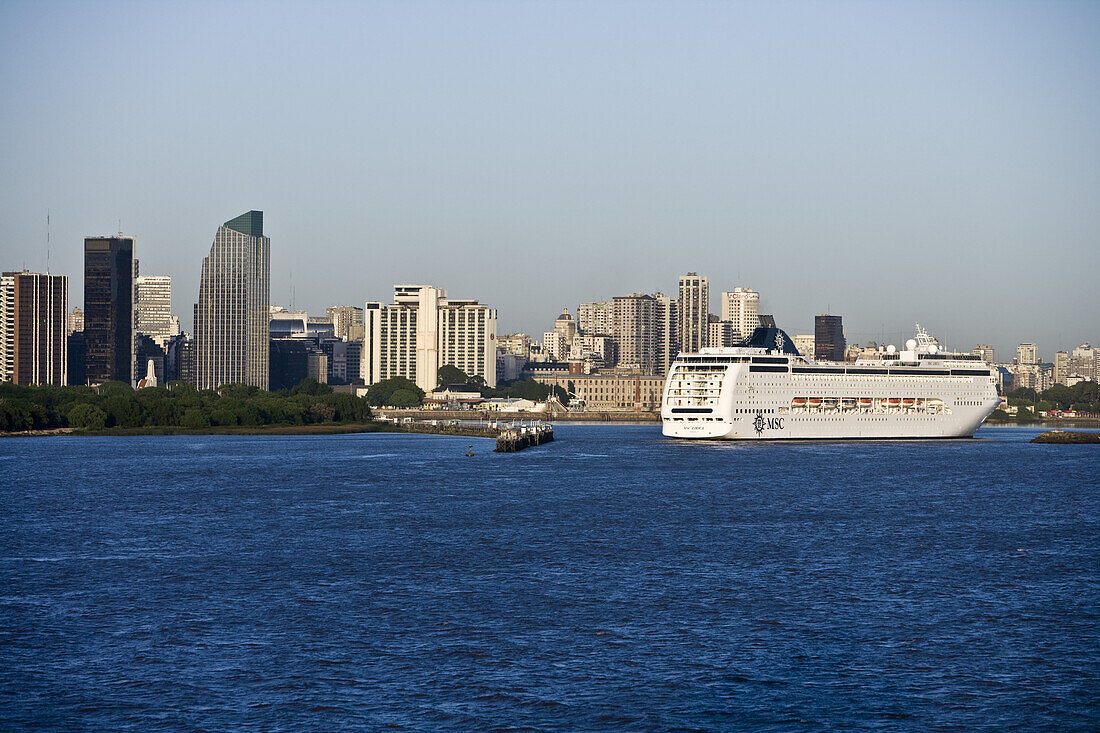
<box><xmin>194</xmin><ymin>211</ymin><xmax>270</xmax><ymax>389</ymax></box>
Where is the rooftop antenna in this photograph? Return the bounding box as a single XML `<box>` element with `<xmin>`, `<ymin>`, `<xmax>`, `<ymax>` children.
<box><xmin>46</xmin><ymin>210</ymin><xmax>50</xmax><ymax>274</ymax></box>
<box><xmin>118</xmin><ymin>218</ymin><xmax>122</xmax><ymax>236</ymax></box>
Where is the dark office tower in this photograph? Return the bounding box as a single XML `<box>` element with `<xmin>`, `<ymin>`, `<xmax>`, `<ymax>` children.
<box><xmin>814</xmin><ymin>314</ymin><xmax>846</xmax><ymax>362</ymax></box>
<box><xmin>84</xmin><ymin>236</ymin><xmax>135</xmax><ymax>385</ymax></box>
<box><xmin>3</xmin><ymin>271</ymin><xmax>68</xmax><ymax>386</ymax></box>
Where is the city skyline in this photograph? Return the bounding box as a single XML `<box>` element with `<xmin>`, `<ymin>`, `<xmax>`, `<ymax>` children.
<box><xmin>1</xmin><ymin>1</ymin><xmax>1097</xmax><ymax>357</ymax></box>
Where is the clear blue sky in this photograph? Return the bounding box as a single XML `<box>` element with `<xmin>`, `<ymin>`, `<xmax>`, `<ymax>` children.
<box><xmin>1</xmin><ymin>0</ymin><xmax>1097</xmax><ymax>359</ymax></box>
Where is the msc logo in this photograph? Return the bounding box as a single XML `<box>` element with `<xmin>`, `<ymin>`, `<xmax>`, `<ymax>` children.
<box><xmin>753</xmin><ymin>411</ymin><xmax>784</xmax><ymax>435</ymax></box>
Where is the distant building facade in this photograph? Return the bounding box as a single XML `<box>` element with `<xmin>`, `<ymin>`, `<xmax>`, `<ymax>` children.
<box><xmin>135</xmin><ymin>275</ymin><xmax>176</xmax><ymax>347</ymax></box>
<box><xmin>793</xmin><ymin>334</ymin><xmax>815</xmax><ymax>359</ymax></box>
<box><xmin>327</xmin><ymin>305</ymin><xmax>364</xmax><ymax>341</ymax></box>
<box><xmin>194</xmin><ymin>211</ymin><xmax>271</xmax><ymax>390</ymax></box>
<box><xmin>612</xmin><ymin>292</ymin><xmax>676</xmax><ymax>376</ymax></box>
<box><xmin>84</xmin><ymin>235</ymin><xmax>135</xmax><ymax>385</ymax></box>
<box><xmin>1016</xmin><ymin>343</ymin><xmax>1038</xmax><ymax>366</ymax></box>
<box><xmin>814</xmin><ymin>314</ymin><xmax>846</xmax><ymax>362</ymax></box>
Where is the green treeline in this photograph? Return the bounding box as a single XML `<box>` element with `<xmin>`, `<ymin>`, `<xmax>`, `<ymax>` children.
<box><xmin>989</xmin><ymin>382</ymin><xmax>1100</xmax><ymax>423</ymax></box>
<box><xmin>0</xmin><ymin>379</ymin><xmax>373</xmax><ymax>432</ymax></box>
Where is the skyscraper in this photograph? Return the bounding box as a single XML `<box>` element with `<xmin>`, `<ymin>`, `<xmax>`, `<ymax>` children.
<box><xmin>577</xmin><ymin>301</ymin><xmax>613</xmax><ymax>336</ymax></box>
<box><xmin>135</xmin><ymin>275</ymin><xmax>175</xmax><ymax>347</ymax></box>
<box><xmin>720</xmin><ymin>287</ymin><xmax>760</xmax><ymax>342</ymax></box>
<box><xmin>814</xmin><ymin>314</ymin><xmax>846</xmax><ymax>362</ymax></box>
<box><xmin>194</xmin><ymin>211</ymin><xmax>271</xmax><ymax>390</ymax></box>
<box><xmin>678</xmin><ymin>273</ymin><xmax>708</xmax><ymax>352</ymax></box>
<box><xmin>3</xmin><ymin>271</ymin><xmax>68</xmax><ymax>386</ymax></box>
<box><xmin>1016</xmin><ymin>343</ymin><xmax>1038</xmax><ymax>366</ymax></box>
<box><xmin>84</xmin><ymin>236</ymin><xmax>135</xmax><ymax>385</ymax></box>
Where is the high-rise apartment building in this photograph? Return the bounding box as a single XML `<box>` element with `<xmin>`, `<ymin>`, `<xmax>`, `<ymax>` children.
<box><xmin>814</xmin><ymin>314</ymin><xmax>846</xmax><ymax>362</ymax></box>
<box><xmin>84</xmin><ymin>236</ymin><xmax>135</xmax><ymax>385</ymax></box>
<box><xmin>612</xmin><ymin>292</ymin><xmax>677</xmax><ymax>375</ymax></box>
<box><xmin>677</xmin><ymin>273</ymin><xmax>708</xmax><ymax>352</ymax></box>
<box><xmin>497</xmin><ymin>333</ymin><xmax>531</xmax><ymax>359</ymax></box>
<box><xmin>135</xmin><ymin>275</ymin><xmax>175</xmax><ymax>347</ymax></box>
<box><xmin>1016</xmin><ymin>343</ymin><xmax>1038</xmax><ymax>366</ymax></box>
<box><xmin>194</xmin><ymin>211</ymin><xmax>271</xmax><ymax>390</ymax></box>
<box><xmin>577</xmin><ymin>301</ymin><xmax>613</xmax><ymax>336</ymax></box>
<box><xmin>719</xmin><ymin>287</ymin><xmax>760</xmax><ymax>342</ymax></box>
<box><xmin>362</xmin><ymin>285</ymin><xmax>497</xmax><ymax>391</ymax></box>
<box><xmin>2</xmin><ymin>271</ymin><xmax>68</xmax><ymax>386</ymax></box>
<box><xmin>543</xmin><ymin>330</ymin><xmax>569</xmax><ymax>362</ymax></box>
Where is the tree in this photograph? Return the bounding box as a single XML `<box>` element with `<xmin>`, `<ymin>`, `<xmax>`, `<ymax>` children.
<box><xmin>365</xmin><ymin>377</ymin><xmax>424</xmax><ymax>407</ymax></box>
<box><xmin>290</xmin><ymin>378</ymin><xmax>332</xmax><ymax>396</ymax></box>
<box><xmin>388</xmin><ymin>388</ymin><xmax>422</xmax><ymax>408</ymax></box>
<box><xmin>67</xmin><ymin>403</ymin><xmax>107</xmax><ymax>430</ymax></box>
<box><xmin>436</xmin><ymin>365</ymin><xmax>470</xmax><ymax>387</ymax></box>
<box><xmin>180</xmin><ymin>408</ymin><xmax>210</xmax><ymax>429</ymax></box>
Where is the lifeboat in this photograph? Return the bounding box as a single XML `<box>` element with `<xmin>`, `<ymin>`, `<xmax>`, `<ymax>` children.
<box><xmin>808</xmin><ymin>398</ymin><xmax>822</xmax><ymax>406</ymax></box>
<box><xmin>902</xmin><ymin>398</ymin><xmax>916</xmax><ymax>406</ymax></box>
<box><xmin>858</xmin><ymin>398</ymin><xmax>873</xmax><ymax>405</ymax></box>
<box><xmin>888</xmin><ymin>398</ymin><xmax>902</xmax><ymax>405</ymax></box>
<box><xmin>793</xmin><ymin>397</ymin><xmax>808</xmax><ymax>404</ymax></box>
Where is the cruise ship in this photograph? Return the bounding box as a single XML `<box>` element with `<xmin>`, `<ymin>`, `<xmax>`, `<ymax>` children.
<box><xmin>661</xmin><ymin>325</ymin><xmax>999</xmax><ymax>440</ymax></box>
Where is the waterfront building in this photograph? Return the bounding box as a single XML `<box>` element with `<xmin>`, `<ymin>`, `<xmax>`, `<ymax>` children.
<box><xmin>194</xmin><ymin>211</ymin><xmax>271</xmax><ymax>390</ymax></box>
<box><xmin>362</xmin><ymin>284</ymin><xmax>497</xmax><ymax>391</ymax></box>
<box><xmin>1017</xmin><ymin>343</ymin><xmax>1038</xmax><ymax>366</ymax></box>
<box><xmin>720</xmin><ymin>288</ymin><xmax>760</xmax><ymax>342</ymax></box>
<box><xmin>814</xmin><ymin>314</ymin><xmax>846</xmax><ymax>362</ymax></box>
<box><xmin>84</xmin><ymin>235</ymin><xmax>135</xmax><ymax>385</ymax></box>
<box><xmin>326</xmin><ymin>305</ymin><xmax>364</xmax><ymax>341</ymax></box>
<box><xmin>577</xmin><ymin>301</ymin><xmax>613</xmax><ymax>336</ymax></box>
<box><xmin>678</xmin><ymin>273</ymin><xmax>708</xmax><ymax>352</ymax></box>
<box><xmin>68</xmin><ymin>306</ymin><xmax>84</xmax><ymax>336</ymax></box>
<box><xmin>269</xmin><ymin>338</ymin><xmax>312</xmax><ymax>391</ymax></box>
<box><xmin>2</xmin><ymin>271</ymin><xmax>68</xmax><ymax>386</ymax></box>
<box><xmin>135</xmin><ymin>275</ymin><xmax>176</xmax><ymax>347</ymax></box>
<box><xmin>793</xmin><ymin>334</ymin><xmax>815</xmax><ymax>359</ymax></box>
<box><xmin>534</xmin><ymin>371</ymin><xmax>666</xmax><ymax>412</ymax></box>
<box><xmin>569</xmin><ymin>334</ymin><xmax>614</xmax><ymax>371</ymax></box>
<box><xmin>972</xmin><ymin>344</ymin><xmax>995</xmax><ymax>364</ymax></box>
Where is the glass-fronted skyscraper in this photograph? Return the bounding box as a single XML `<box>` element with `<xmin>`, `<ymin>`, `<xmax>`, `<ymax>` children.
<box><xmin>194</xmin><ymin>211</ymin><xmax>270</xmax><ymax>390</ymax></box>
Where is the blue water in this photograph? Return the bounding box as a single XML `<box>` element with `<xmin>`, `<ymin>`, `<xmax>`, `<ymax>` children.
<box><xmin>1</xmin><ymin>425</ymin><xmax>1098</xmax><ymax>731</ymax></box>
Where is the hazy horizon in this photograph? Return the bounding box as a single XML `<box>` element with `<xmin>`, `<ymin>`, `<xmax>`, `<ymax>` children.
<box><xmin>1</xmin><ymin>1</ymin><xmax>1097</xmax><ymax>360</ymax></box>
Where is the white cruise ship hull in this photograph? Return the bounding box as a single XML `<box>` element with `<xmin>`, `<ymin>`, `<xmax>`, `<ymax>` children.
<box><xmin>661</xmin><ymin>334</ymin><xmax>1000</xmax><ymax>441</ymax></box>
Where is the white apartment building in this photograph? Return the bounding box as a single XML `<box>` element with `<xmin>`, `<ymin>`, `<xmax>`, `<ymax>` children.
<box><xmin>543</xmin><ymin>331</ymin><xmax>569</xmax><ymax>362</ymax></box>
<box><xmin>135</xmin><ymin>275</ymin><xmax>177</xmax><ymax>347</ymax></box>
<box><xmin>362</xmin><ymin>285</ymin><xmax>497</xmax><ymax>391</ymax></box>
<box><xmin>678</xmin><ymin>273</ymin><xmax>708</xmax><ymax>352</ymax></box>
<box><xmin>327</xmin><ymin>305</ymin><xmax>364</xmax><ymax>341</ymax></box>
<box><xmin>708</xmin><ymin>321</ymin><xmax>735</xmax><ymax>348</ymax></box>
<box><xmin>612</xmin><ymin>292</ymin><xmax>676</xmax><ymax>376</ymax></box>
<box><xmin>1017</xmin><ymin>343</ymin><xmax>1038</xmax><ymax>366</ymax></box>
<box><xmin>720</xmin><ymin>287</ymin><xmax>760</xmax><ymax>342</ymax></box>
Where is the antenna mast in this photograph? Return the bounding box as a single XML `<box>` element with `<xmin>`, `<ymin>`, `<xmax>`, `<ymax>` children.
<box><xmin>46</xmin><ymin>210</ymin><xmax>50</xmax><ymax>273</ymax></box>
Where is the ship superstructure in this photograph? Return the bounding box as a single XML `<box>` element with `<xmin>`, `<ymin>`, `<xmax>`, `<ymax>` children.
<box><xmin>661</xmin><ymin>325</ymin><xmax>999</xmax><ymax>440</ymax></box>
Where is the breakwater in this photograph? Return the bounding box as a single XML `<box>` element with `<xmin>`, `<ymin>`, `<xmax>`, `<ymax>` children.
<box><xmin>376</xmin><ymin>416</ymin><xmax>555</xmax><ymax>452</ymax></box>
<box><xmin>495</xmin><ymin>423</ymin><xmax>554</xmax><ymax>452</ymax></box>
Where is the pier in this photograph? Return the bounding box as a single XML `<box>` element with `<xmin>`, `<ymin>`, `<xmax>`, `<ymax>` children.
<box><xmin>494</xmin><ymin>423</ymin><xmax>555</xmax><ymax>452</ymax></box>
<box><xmin>374</xmin><ymin>415</ymin><xmax>555</xmax><ymax>452</ymax></box>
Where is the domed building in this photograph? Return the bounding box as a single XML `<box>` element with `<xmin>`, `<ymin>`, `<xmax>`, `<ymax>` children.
<box><xmin>553</xmin><ymin>307</ymin><xmax>577</xmax><ymax>341</ymax></box>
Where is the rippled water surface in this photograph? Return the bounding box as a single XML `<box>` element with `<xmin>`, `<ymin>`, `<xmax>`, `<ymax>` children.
<box><xmin>2</xmin><ymin>425</ymin><xmax>1098</xmax><ymax>730</ymax></box>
